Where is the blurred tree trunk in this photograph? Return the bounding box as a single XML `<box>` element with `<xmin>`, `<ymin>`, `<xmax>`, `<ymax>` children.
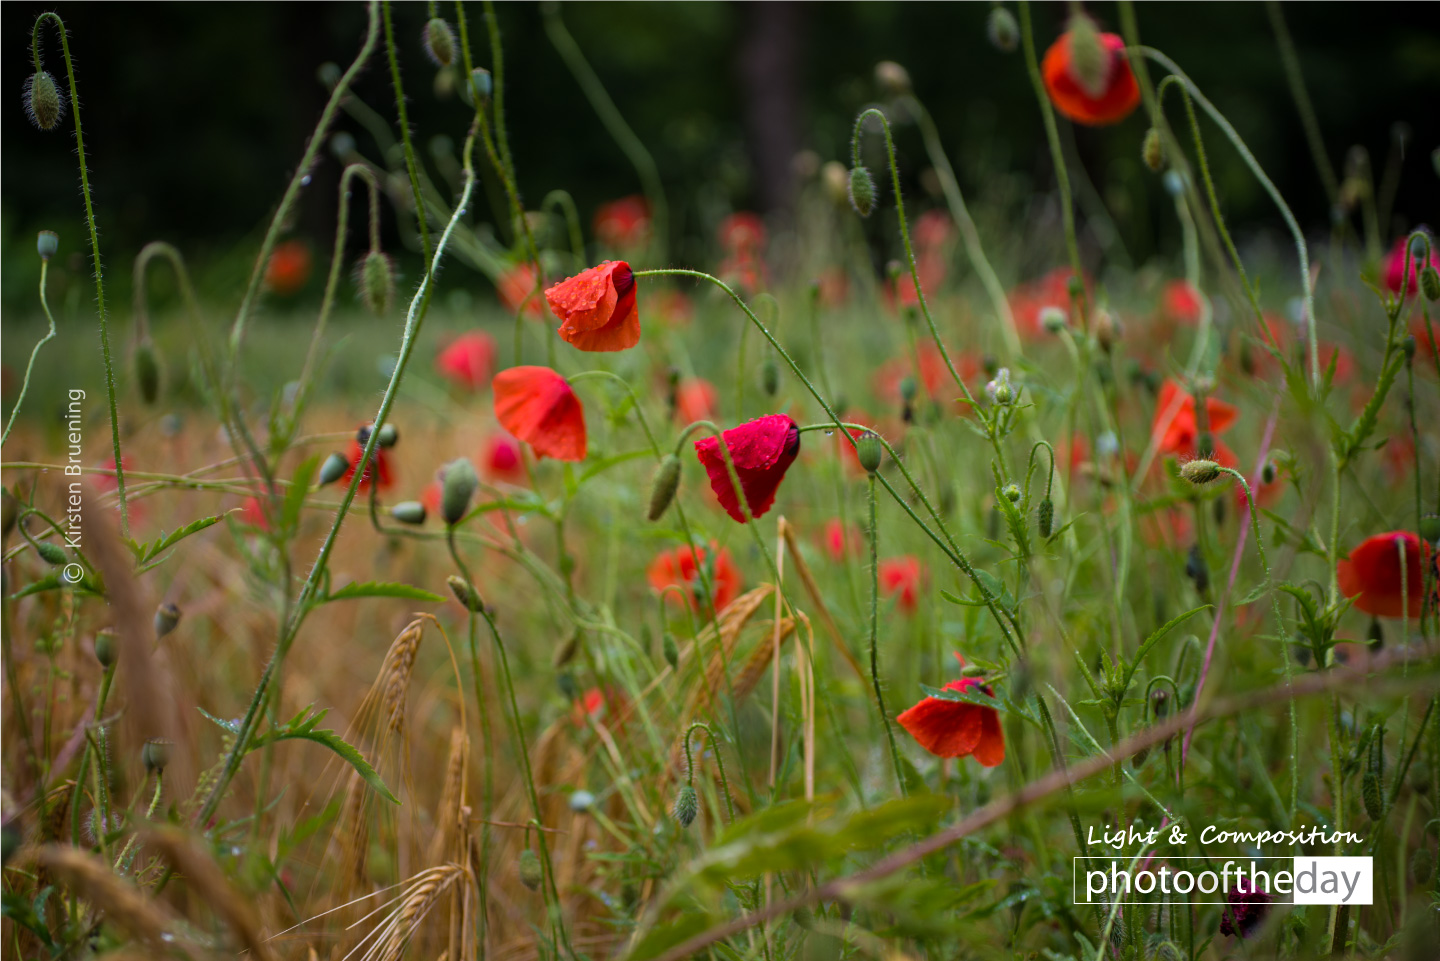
<box><xmin>738</xmin><ymin>1</ymin><xmax>805</xmax><ymax>214</ymax></box>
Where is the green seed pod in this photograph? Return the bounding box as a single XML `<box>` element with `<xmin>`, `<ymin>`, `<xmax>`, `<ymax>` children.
<box><xmin>1422</xmin><ymin>266</ymin><xmax>1440</xmax><ymax>302</ymax></box>
<box><xmin>672</xmin><ymin>784</ymin><xmax>699</xmax><ymax>828</ymax></box>
<box><xmin>376</xmin><ymin>423</ymin><xmax>399</xmax><ymax>449</ymax></box>
<box><xmin>359</xmin><ymin>251</ymin><xmax>395</xmax><ymax>316</ymax></box>
<box><xmin>517</xmin><ymin>848</ymin><xmax>543</xmax><ymax>891</ymax></box>
<box><xmin>26</xmin><ymin>71</ymin><xmax>63</xmax><ymax>131</ymax></box>
<box><xmin>134</xmin><ymin>341</ymin><xmax>161</xmax><ymax>405</ymax></box>
<box><xmin>1142</xmin><ymin>128</ymin><xmax>1164</xmax><ymax>173</ymax></box>
<box><xmin>447</xmin><ymin>575</ymin><xmax>485</xmax><ymax>613</ymax></box>
<box><xmin>94</xmin><ymin>629</ymin><xmax>117</xmax><ymax>669</ymax></box>
<box><xmin>36</xmin><ymin>230</ymin><xmax>59</xmax><ymax>262</ymax></box>
<box><xmin>153</xmin><ymin>602</ymin><xmax>181</xmax><ymax>640</ymax></box>
<box><xmin>646</xmin><ymin>455</ymin><xmax>682</xmax><ymax>522</ymax></box>
<box><xmin>1421</xmin><ymin>514</ymin><xmax>1440</xmax><ymax>545</ymax></box>
<box><xmin>1180</xmin><ymin>458</ymin><xmax>1221</xmax><ymax>485</ymax></box>
<box><xmin>441</xmin><ymin>458</ymin><xmax>479</xmax><ymax>526</ymax></box>
<box><xmin>662</xmin><ymin>631</ymin><xmax>679</xmax><ymax>671</ymax></box>
<box><xmin>423</xmin><ymin>18</ymin><xmax>456</xmax><ymax>68</ymax></box>
<box><xmin>1261</xmin><ymin>459</ymin><xmax>1277</xmax><ymax>486</ymax></box>
<box><xmin>1039</xmin><ymin>306</ymin><xmax>1067</xmax><ymax>333</ymax></box>
<box><xmin>37</xmin><ymin>541</ymin><xmax>66</xmax><ymax>566</ymax></box>
<box><xmin>1403</xmin><ymin>336</ymin><xmax>1417</xmax><ymax>363</ymax></box>
<box><xmin>1413</xmin><ymin>845</ymin><xmax>1434</xmax><ymax>885</ymax></box>
<box><xmin>142</xmin><ymin>738</ymin><xmax>173</xmax><ymax>776</ymax></box>
<box><xmin>319</xmin><ymin>452</ymin><xmax>349</xmax><ymax>486</ymax></box>
<box><xmin>390</xmin><ymin>501</ymin><xmax>428</xmax><ymax>525</ymax></box>
<box><xmin>898</xmin><ymin>376</ymin><xmax>918</xmax><ymax>405</ymax></box>
<box><xmin>848</xmin><ymin>165</ymin><xmax>876</xmax><ymax>217</ymax></box>
<box><xmin>1003</xmin><ymin>484</ymin><xmax>1021</xmax><ymax>503</ymax></box>
<box><xmin>986</xmin><ymin>7</ymin><xmax>1019</xmax><ymax>52</ymax></box>
<box><xmin>856</xmin><ymin>431</ymin><xmax>883</xmax><ymax>474</ymax></box>
<box><xmin>760</xmin><ymin>358</ymin><xmax>779</xmax><ymax>397</ymax></box>
<box><xmin>1151</xmin><ymin>688</ymin><xmax>1169</xmax><ymax>719</ymax></box>
<box><xmin>464</xmin><ymin>68</ymin><xmax>493</xmax><ymax>107</ymax></box>
<box><xmin>1038</xmin><ymin>498</ymin><xmax>1054</xmax><ymax>538</ymax></box>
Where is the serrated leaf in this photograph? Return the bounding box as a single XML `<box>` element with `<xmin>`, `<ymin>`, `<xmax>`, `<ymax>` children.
<box><xmin>137</xmin><ymin>514</ymin><xmax>225</xmax><ymax>564</ymax></box>
<box><xmin>251</xmin><ymin>708</ymin><xmax>397</xmax><ymax>804</ymax></box>
<box><xmin>324</xmin><ymin>581</ymin><xmax>444</xmax><ymax>604</ymax></box>
<box><xmin>198</xmin><ymin>707</ymin><xmax>242</xmax><ymax>734</ymax></box>
<box><xmin>1119</xmin><ymin>604</ymin><xmax>1210</xmax><ymax>695</ymax></box>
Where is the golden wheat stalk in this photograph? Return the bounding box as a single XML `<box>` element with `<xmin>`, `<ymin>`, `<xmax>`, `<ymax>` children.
<box><xmin>36</xmin><ymin>845</ymin><xmax>182</xmax><ymax>949</ymax></box>
<box><xmin>142</xmin><ymin>825</ymin><xmax>276</xmax><ymax>961</ymax></box>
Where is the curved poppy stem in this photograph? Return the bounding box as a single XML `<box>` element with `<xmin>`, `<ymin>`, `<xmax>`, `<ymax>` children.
<box><xmin>868</xmin><ymin>474</ymin><xmax>908</xmax><ymax>796</ymax></box>
<box><xmin>2</xmin><ymin>259</ymin><xmax>57</xmax><ymax>448</ymax></box>
<box><xmin>683</xmin><ymin>722</ymin><xmax>736</xmax><ymax>823</ymax></box>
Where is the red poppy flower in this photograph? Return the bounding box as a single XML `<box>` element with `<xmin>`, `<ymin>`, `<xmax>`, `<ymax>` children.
<box><xmin>497</xmin><ymin>263</ymin><xmax>545</xmax><ymax>319</ymax></box>
<box><xmin>694</xmin><ymin>414</ymin><xmax>801</xmax><ymax>523</ymax></box>
<box><xmin>481</xmin><ymin>434</ymin><xmax>526</xmax><ymax>483</ymax></box>
<box><xmin>674</xmin><ymin>377</ymin><xmax>719</xmax><ymax>425</ymax></box>
<box><xmin>896</xmin><ymin>655</ymin><xmax>1005</xmax><ymax>765</ymax></box>
<box><xmin>646</xmin><ymin>542</ymin><xmax>742</xmax><ymax>613</ymax></box>
<box><xmin>1337</xmin><ymin>531</ymin><xmax>1430</xmax><ymax>619</ymax></box>
<box><xmin>889</xmin><ymin>250</ymin><xmax>947</xmax><ymax>310</ymax></box>
<box><xmin>421</xmin><ymin>479</ymin><xmax>442</xmax><ymax>516</ymax></box>
<box><xmin>264</xmin><ymin>240</ymin><xmax>312</xmax><ymax>296</ymax></box>
<box><xmin>879</xmin><ymin>555</ymin><xmax>924</xmax><ymax>613</ymax></box>
<box><xmin>815</xmin><ymin>266</ymin><xmax>850</xmax><ymax>308</ymax></box>
<box><xmin>545</xmin><ymin>261</ymin><xmax>641</xmax><ymax>352</ymax></box>
<box><xmin>435</xmin><ymin>330</ymin><xmax>497</xmax><ymax>390</ymax></box>
<box><xmin>1151</xmin><ymin>380</ymin><xmax>1237</xmax><ymax>459</ymax></box>
<box><xmin>1161</xmin><ymin>280</ymin><xmax>1203</xmax><ymax>326</ymax></box>
<box><xmin>343</xmin><ymin>432</ymin><xmax>395</xmax><ymax>492</ymax></box>
<box><xmin>913</xmin><ymin>210</ymin><xmax>954</xmax><ymax>251</ymax></box>
<box><xmin>873</xmin><ymin>344</ymin><xmax>978</xmax><ymax>407</ymax></box>
<box><xmin>1041</xmin><ymin>27</ymin><xmax>1140</xmax><ymax>126</ymax></box>
<box><xmin>238</xmin><ymin>496</ymin><xmax>270</xmax><ymax>530</ymax></box>
<box><xmin>1383</xmin><ymin>236</ymin><xmax>1438</xmax><ymax>297</ymax></box>
<box><xmin>718</xmin><ymin>212</ymin><xmax>766</xmax><ymax>254</ymax></box>
<box><xmin>822</xmin><ymin>518</ymin><xmax>861</xmax><ymax>562</ymax></box>
<box><xmin>718</xmin><ymin>252</ymin><xmax>768</xmax><ymax>296</ymax></box>
<box><xmin>593</xmin><ymin>195</ymin><xmax>651</xmax><ymax>250</ymax></box>
<box><xmin>492</xmin><ymin>366</ymin><xmax>587</xmax><ymax>461</ymax></box>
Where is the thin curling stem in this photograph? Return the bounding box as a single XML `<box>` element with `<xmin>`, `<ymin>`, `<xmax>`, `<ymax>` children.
<box><xmin>543</xmin><ymin>189</ymin><xmax>587</xmax><ymax>267</ymax></box>
<box><xmin>383</xmin><ymin>0</ymin><xmax>432</xmax><ymax>268</ymax></box>
<box><xmin>868</xmin><ymin>475</ymin><xmax>907</xmax><ymax>796</ymax></box>
<box><xmin>2</xmin><ymin>260</ymin><xmax>58</xmax><ymax>447</ymax></box>
<box><xmin>1264</xmin><ymin>1</ymin><xmax>1338</xmax><ymax>204</ymax></box>
<box><xmin>32</xmin><ymin>12</ymin><xmax>127</xmax><ymax>534</ymax></box>
<box><xmin>683</xmin><ymin>722</ymin><xmax>736</xmax><ymax>822</ymax></box>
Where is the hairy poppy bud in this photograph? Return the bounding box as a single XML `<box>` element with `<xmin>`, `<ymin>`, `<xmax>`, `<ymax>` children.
<box><xmin>856</xmin><ymin>431</ymin><xmax>883</xmax><ymax>474</ymax></box>
<box><xmin>672</xmin><ymin>784</ymin><xmax>699</xmax><ymax>828</ymax></box>
<box><xmin>36</xmin><ymin>230</ymin><xmax>59</xmax><ymax>262</ymax></box>
<box><xmin>358</xmin><ymin>251</ymin><xmax>395</xmax><ymax>316</ymax></box>
<box><xmin>319</xmin><ymin>452</ymin><xmax>349</xmax><ymax>486</ymax></box>
<box><xmin>37</xmin><ymin>541</ymin><xmax>67</xmax><ymax>566</ymax></box>
<box><xmin>848</xmin><ymin>165</ymin><xmax>876</xmax><ymax>217</ymax></box>
<box><xmin>987</xmin><ymin>7</ymin><xmax>1019</xmax><ymax>52</ymax></box>
<box><xmin>662</xmin><ymin>631</ymin><xmax>679</xmax><ymax>670</ymax></box>
<box><xmin>1038</xmin><ymin>497</ymin><xmax>1054</xmax><ymax>538</ymax></box>
<box><xmin>1003</xmin><ymin>484</ymin><xmax>1021</xmax><ymax>503</ymax></box>
<box><xmin>1180</xmin><ymin>458</ymin><xmax>1221</xmax><ymax>485</ymax></box>
<box><xmin>899</xmin><ymin>376</ymin><xmax>919</xmax><ymax>404</ymax></box>
<box><xmin>1066</xmin><ymin>15</ymin><xmax>1109</xmax><ymax>99</ymax></box>
<box><xmin>760</xmin><ymin>358</ymin><xmax>779</xmax><ymax>397</ymax></box>
<box><xmin>874</xmin><ymin>60</ymin><xmax>911</xmax><ymax>96</ymax></box>
<box><xmin>94</xmin><ymin>629</ymin><xmax>117</xmax><ymax>669</ymax></box>
<box><xmin>441</xmin><ymin>458</ymin><xmax>478</xmax><ymax>525</ymax></box>
<box><xmin>1040</xmin><ymin>306</ymin><xmax>1067</xmax><ymax>334</ymax></box>
<box><xmin>134</xmin><ymin>341</ymin><xmax>161</xmax><ymax>405</ymax></box>
<box><xmin>464</xmin><ymin>68</ymin><xmax>492</xmax><ymax>107</ymax></box>
<box><xmin>1142</xmin><ymin>127</ymin><xmax>1164</xmax><ymax>172</ymax></box>
<box><xmin>376</xmin><ymin>423</ymin><xmax>399</xmax><ymax>448</ymax></box>
<box><xmin>390</xmin><ymin>501</ymin><xmax>427</xmax><ymax>525</ymax></box>
<box><xmin>1261</xmin><ymin>459</ymin><xmax>1277</xmax><ymax>486</ymax></box>
<box><xmin>1422</xmin><ymin>266</ymin><xmax>1440</xmax><ymax>302</ymax></box>
<box><xmin>25</xmin><ymin>71</ymin><xmax>63</xmax><ymax>131</ymax></box>
<box><xmin>569</xmin><ymin>790</ymin><xmax>595</xmax><ymax>813</ymax></box>
<box><xmin>448</xmin><ymin>575</ymin><xmax>486</xmax><ymax>613</ymax></box>
<box><xmin>647</xmin><ymin>454</ymin><xmax>682</xmax><ymax>521</ymax></box>
<box><xmin>142</xmin><ymin>738</ymin><xmax>173</xmax><ymax>776</ymax></box>
<box><xmin>517</xmin><ymin>848</ymin><xmax>543</xmax><ymax>891</ymax></box>
<box><xmin>423</xmin><ymin>18</ymin><xmax>456</xmax><ymax>67</ymax></box>
<box><xmin>154</xmin><ymin>602</ymin><xmax>181</xmax><ymax>640</ymax></box>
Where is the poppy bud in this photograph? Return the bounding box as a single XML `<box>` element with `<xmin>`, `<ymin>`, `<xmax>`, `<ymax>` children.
<box><xmin>1366</xmin><ymin>617</ymin><xmax>1384</xmax><ymax>652</ymax></box>
<box><xmin>448</xmin><ymin>575</ymin><xmax>486</xmax><ymax>613</ymax></box>
<box><xmin>37</xmin><ymin>541</ymin><xmax>67</xmax><ymax>566</ymax></box>
<box><xmin>1142</xmin><ymin>127</ymin><xmax>1164</xmax><ymax>172</ymax></box>
<box><xmin>376</xmin><ymin>424</ymin><xmax>399</xmax><ymax>448</ymax></box>
<box><xmin>134</xmin><ymin>341</ymin><xmax>161</xmax><ymax>405</ymax></box>
<box><xmin>1422</xmin><ymin>266</ymin><xmax>1440</xmax><ymax>302</ymax></box>
<box><xmin>1402</xmin><ymin>336</ymin><xmax>1417</xmax><ymax>364</ymax></box>
<box><xmin>94</xmin><ymin>629</ymin><xmax>117</xmax><ymax>668</ymax></box>
<box><xmin>856</xmin><ymin>431</ymin><xmax>883</xmax><ymax>474</ymax></box>
<box><xmin>1151</xmin><ymin>688</ymin><xmax>1169</xmax><ymax>719</ymax></box>
<box><xmin>821</xmin><ymin>161</ymin><xmax>849</xmax><ymax>206</ymax></box>
<box><xmin>1065</xmin><ymin>15</ymin><xmax>1109</xmax><ymax>99</ymax></box>
<box><xmin>647</xmin><ymin>454</ymin><xmax>682</xmax><ymax>522</ymax></box>
<box><xmin>1038</xmin><ymin>497</ymin><xmax>1054</xmax><ymax>538</ymax></box>
<box><xmin>142</xmin><ymin>738</ymin><xmax>173</xmax><ymax>776</ymax></box>
<box><xmin>25</xmin><ymin>71</ymin><xmax>63</xmax><ymax>131</ymax></box>
<box><xmin>874</xmin><ymin>60</ymin><xmax>911</xmax><ymax>96</ymax></box>
<box><xmin>1003</xmin><ymin>484</ymin><xmax>1021</xmax><ymax>503</ymax></box>
<box><xmin>848</xmin><ymin>165</ymin><xmax>876</xmax><ymax>217</ymax></box>
<box><xmin>760</xmin><ymin>358</ymin><xmax>779</xmax><ymax>397</ymax></box>
<box><xmin>317</xmin><ymin>62</ymin><xmax>342</xmax><ymax>90</ymax></box>
<box><xmin>319</xmin><ymin>452</ymin><xmax>349</xmax><ymax>486</ymax></box>
<box><xmin>662</xmin><ymin>631</ymin><xmax>679</xmax><ymax>670</ymax></box>
<box><xmin>1094</xmin><ymin>309</ymin><xmax>1119</xmax><ymax>352</ymax></box>
<box><xmin>465</xmin><ymin>68</ymin><xmax>492</xmax><ymax>107</ymax></box>
<box><xmin>569</xmin><ymin>790</ymin><xmax>595</xmax><ymax>813</ymax></box>
<box><xmin>423</xmin><ymin>18</ymin><xmax>456</xmax><ymax>68</ymax></box>
<box><xmin>36</xmin><ymin>230</ymin><xmax>59</xmax><ymax>262</ymax></box>
<box><xmin>987</xmin><ymin>7</ymin><xmax>1019</xmax><ymax>52</ymax></box>
<box><xmin>517</xmin><ymin>848</ymin><xmax>543</xmax><ymax>891</ymax></box>
<box><xmin>899</xmin><ymin>376</ymin><xmax>919</xmax><ymax>404</ymax></box>
<box><xmin>556</xmin><ymin>671</ymin><xmax>578</xmax><ymax>702</ymax></box>
<box><xmin>1185</xmin><ymin>544</ymin><xmax>1209</xmax><ymax>594</ymax></box>
<box><xmin>672</xmin><ymin>784</ymin><xmax>698</xmax><ymax>828</ymax></box>
<box><xmin>1419</xmin><ymin>514</ymin><xmax>1440</xmax><ymax>545</ymax></box>
<box><xmin>1261</xmin><ymin>459</ymin><xmax>1277</xmax><ymax>486</ymax></box>
<box><xmin>359</xmin><ymin>250</ymin><xmax>395</xmax><ymax>316</ymax></box>
<box><xmin>154</xmin><ymin>602</ymin><xmax>181</xmax><ymax>640</ymax></box>
<box><xmin>390</xmin><ymin>501</ymin><xmax>427</xmax><ymax>525</ymax></box>
<box><xmin>441</xmin><ymin>458</ymin><xmax>478</xmax><ymax>525</ymax></box>
<box><xmin>1040</xmin><ymin>306</ymin><xmax>1067</xmax><ymax>334</ymax></box>
<box><xmin>1180</xmin><ymin>459</ymin><xmax>1221</xmax><ymax>485</ymax></box>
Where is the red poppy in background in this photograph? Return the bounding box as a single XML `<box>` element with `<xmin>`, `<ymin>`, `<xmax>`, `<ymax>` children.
<box><xmin>1338</xmin><ymin>531</ymin><xmax>1429</xmax><ymax>619</ymax></box>
<box><xmin>93</xmin><ymin>455</ymin><xmax>135</xmax><ymax>495</ymax></box>
<box><xmin>896</xmin><ymin>654</ymin><xmax>1005</xmax><ymax>765</ymax></box>
<box><xmin>718</xmin><ymin>253</ymin><xmax>768</xmax><ymax>296</ymax></box>
<box><xmin>264</xmin><ymin>240</ymin><xmax>312</xmax><ymax>296</ymax></box>
<box><xmin>1383</xmin><ymin>236</ymin><xmax>1438</xmax><ymax>297</ymax></box>
<box><xmin>647</xmin><ymin>288</ymin><xmax>694</xmax><ymax>326</ymax></box>
<box><xmin>435</xmin><ymin>331</ymin><xmax>497</xmax><ymax>390</ymax></box>
<box><xmin>492</xmin><ymin>366</ymin><xmax>587</xmax><ymax>461</ymax></box>
<box><xmin>238</xmin><ymin>496</ymin><xmax>270</xmax><ymax>530</ymax></box>
<box><xmin>1041</xmin><ymin>26</ymin><xmax>1140</xmax><ymax>126</ymax></box>
<box><xmin>497</xmin><ymin>263</ymin><xmax>545</xmax><ymax>318</ymax></box>
<box><xmin>1151</xmin><ymin>380</ymin><xmax>1237</xmax><ymax>459</ymax></box>
<box><xmin>719</xmin><ymin>212</ymin><xmax>766</xmax><ymax>254</ymax></box>
<box><xmin>879</xmin><ymin>555</ymin><xmax>924</xmax><ymax>613</ymax></box>
<box><xmin>913</xmin><ymin>210</ymin><xmax>954</xmax><ymax>250</ymax></box>
<box><xmin>546</xmin><ymin>261</ymin><xmax>641</xmax><ymax>352</ymax></box>
<box><xmin>874</xmin><ymin>344</ymin><xmax>978</xmax><ymax>407</ymax></box>
<box><xmin>822</xmin><ymin>518</ymin><xmax>861</xmax><ymax>562</ymax></box>
<box><xmin>593</xmin><ymin>195</ymin><xmax>651</xmax><ymax>249</ymax></box>
<box><xmin>674</xmin><ymin>378</ymin><xmax>719</xmax><ymax>425</ymax></box>
<box><xmin>815</xmin><ymin>266</ymin><xmax>850</xmax><ymax>308</ymax></box>
<box><xmin>1009</xmin><ymin>267</ymin><xmax>1090</xmax><ymax>338</ymax></box>
<box><xmin>1162</xmin><ymin>280</ymin><xmax>1203</xmax><ymax>326</ymax></box>
<box><xmin>481</xmin><ymin>434</ymin><xmax>526</xmax><ymax>483</ymax></box>
<box><xmin>343</xmin><ymin>433</ymin><xmax>395</xmax><ymax>492</ymax></box>
<box><xmin>694</xmin><ymin>414</ymin><xmax>801</xmax><ymax>523</ymax></box>
<box><xmin>889</xmin><ymin>250</ymin><xmax>947</xmax><ymax>309</ymax></box>
<box><xmin>646</xmin><ymin>542</ymin><xmax>742</xmax><ymax>613</ymax></box>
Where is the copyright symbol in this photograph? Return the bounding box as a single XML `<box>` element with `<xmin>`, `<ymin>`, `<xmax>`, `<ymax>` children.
<box><xmin>61</xmin><ymin>563</ymin><xmax>84</xmax><ymax>585</ymax></box>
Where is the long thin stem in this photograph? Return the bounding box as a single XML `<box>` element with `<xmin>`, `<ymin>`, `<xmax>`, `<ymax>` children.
<box><xmin>868</xmin><ymin>475</ymin><xmax>907</xmax><ymax>795</ymax></box>
<box><xmin>1264</xmin><ymin>1</ymin><xmax>1338</xmax><ymax>204</ymax></box>
<box><xmin>2</xmin><ymin>260</ymin><xmax>58</xmax><ymax>447</ymax></box>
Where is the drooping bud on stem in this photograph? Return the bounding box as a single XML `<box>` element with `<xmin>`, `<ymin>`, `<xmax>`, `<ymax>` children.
<box><xmin>423</xmin><ymin>18</ymin><xmax>457</xmax><ymax>68</ymax></box>
<box><xmin>133</xmin><ymin>341</ymin><xmax>161</xmax><ymax>405</ymax></box>
<box><xmin>1065</xmin><ymin>14</ymin><xmax>1109</xmax><ymax>99</ymax></box>
<box><xmin>987</xmin><ymin>7</ymin><xmax>1019</xmax><ymax>52</ymax></box>
<box><xmin>390</xmin><ymin>501</ymin><xmax>428</xmax><ymax>525</ymax></box>
<box><xmin>441</xmin><ymin>459</ymin><xmax>479</xmax><ymax>526</ymax></box>
<box><xmin>319</xmin><ymin>452</ymin><xmax>349</xmax><ymax>486</ymax></box>
<box><xmin>848</xmin><ymin>165</ymin><xmax>876</xmax><ymax>217</ymax></box>
<box><xmin>358</xmin><ymin>250</ymin><xmax>395</xmax><ymax>316</ymax></box>
<box><xmin>1142</xmin><ymin>128</ymin><xmax>1164</xmax><ymax>172</ymax></box>
<box><xmin>1180</xmin><ymin>459</ymin><xmax>1221</xmax><ymax>485</ymax></box>
<box><xmin>647</xmin><ymin>455</ymin><xmax>682</xmax><ymax>521</ymax></box>
<box><xmin>153</xmin><ymin>602</ymin><xmax>181</xmax><ymax>640</ymax></box>
<box><xmin>1038</xmin><ymin>498</ymin><xmax>1054</xmax><ymax>538</ymax></box>
<box><xmin>517</xmin><ymin>848</ymin><xmax>543</xmax><ymax>891</ymax></box>
<box><xmin>25</xmin><ymin>71</ymin><xmax>63</xmax><ymax>131</ymax></box>
<box><xmin>672</xmin><ymin>784</ymin><xmax>699</xmax><ymax>828</ymax></box>
<box><xmin>448</xmin><ymin>575</ymin><xmax>486</xmax><ymax>613</ymax></box>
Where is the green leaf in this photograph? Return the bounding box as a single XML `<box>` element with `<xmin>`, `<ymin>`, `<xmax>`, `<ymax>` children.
<box><xmin>920</xmin><ymin>683</ymin><xmax>1039</xmax><ymax>727</ymax></box>
<box><xmin>198</xmin><ymin>707</ymin><xmax>242</xmax><ymax>734</ymax></box>
<box><xmin>324</xmin><ymin>581</ymin><xmax>444</xmax><ymax>604</ymax></box>
<box><xmin>135</xmin><ymin>514</ymin><xmax>225</xmax><ymax>564</ymax></box>
<box><xmin>1</xmin><ymin>890</ymin><xmax>55</xmax><ymax>949</ymax></box>
<box><xmin>627</xmin><ymin>909</ymin><xmax>715</xmax><ymax>961</ymax></box>
<box><xmin>1119</xmin><ymin>604</ymin><xmax>1210</xmax><ymax>695</ymax></box>
<box><xmin>251</xmin><ymin>706</ymin><xmax>398</xmax><ymax>804</ymax></box>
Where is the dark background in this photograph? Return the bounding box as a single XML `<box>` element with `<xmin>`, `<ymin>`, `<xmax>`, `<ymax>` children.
<box><xmin>4</xmin><ymin>1</ymin><xmax>1439</xmax><ymax>306</ymax></box>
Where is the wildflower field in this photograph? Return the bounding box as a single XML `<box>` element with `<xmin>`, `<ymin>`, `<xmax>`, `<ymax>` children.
<box><xmin>3</xmin><ymin>3</ymin><xmax>1440</xmax><ymax>960</ymax></box>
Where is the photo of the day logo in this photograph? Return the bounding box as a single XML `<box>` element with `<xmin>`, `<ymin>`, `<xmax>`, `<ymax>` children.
<box><xmin>1075</xmin><ymin>856</ymin><xmax>1372</xmax><ymax>905</ymax></box>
